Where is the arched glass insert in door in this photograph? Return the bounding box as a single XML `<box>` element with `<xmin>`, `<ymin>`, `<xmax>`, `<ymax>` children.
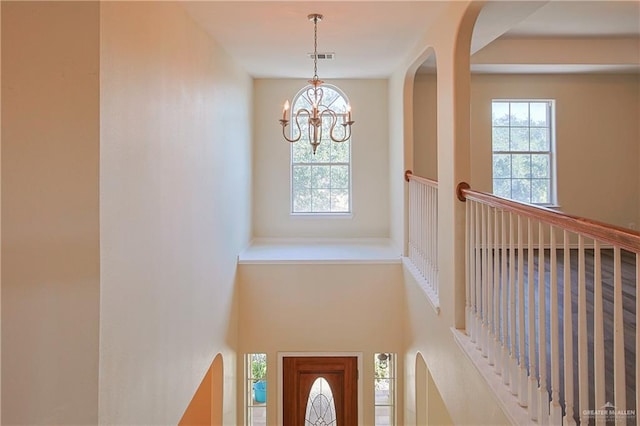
<box><xmin>304</xmin><ymin>377</ymin><xmax>337</xmax><ymax>425</ymax></box>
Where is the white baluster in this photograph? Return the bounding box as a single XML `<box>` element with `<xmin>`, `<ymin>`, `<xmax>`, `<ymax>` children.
<box><xmin>468</xmin><ymin>200</ymin><xmax>476</xmax><ymax>342</ymax></box>
<box><xmin>493</xmin><ymin>207</ymin><xmax>501</xmax><ymax>372</ymax></box>
<box><xmin>563</xmin><ymin>230</ymin><xmax>576</xmax><ymax>425</ymax></box>
<box><xmin>482</xmin><ymin>204</ymin><xmax>489</xmax><ymax>357</ymax></box>
<box><xmin>538</xmin><ymin>223</ymin><xmax>549</xmax><ymax>424</ymax></box>
<box><xmin>501</xmin><ymin>210</ymin><xmax>509</xmax><ymax>386</ymax></box>
<box><xmin>549</xmin><ymin>227</ymin><xmax>562</xmax><ymax>424</ymax></box>
<box><xmin>593</xmin><ymin>241</ymin><xmax>605</xmax><ymax>426</ymax></box>
<box><xmin>433</xmin><ymin>185</ymin><xmax>438</xmax><ymax>295</ymax></box>
<box><xmin>578</xmin><ymin>236</ymin><xmax>589</xmax><ymax>425</ymax></box>
<box><xmin>487</xmin><ymin>207</ymin><xmax>496</xmax><ymax>367</ymax></box>
<box><xmin>636</xmin><ymin>252</ymin><xmax>639</xmax><ymax>426</ymax></box>
<box><xmin>466</xmin><ymin>198</ymin><xmax>472</xmax><ymax>335</ymax></box>
<box><xmin>613</xmin><ymin>247</ymin><xmax>626</xmax><ymax>426</ymax></box>
<box><xmin>475</xmin><ymin>202</ymin><xmax>483</xmax><ymax>349</ymax></box>
<box><xmin>528</xmin><ymin>218</ymin><xmax>538</xmax><ymax>420</ymax></box>
<box><xmin>509</xmin><ymin>212</ymin><xmax>518</xmax><ymax>396</ymax></box>
<box><xmin>518</xmin><ymin>216</ymin><xmax>528</xmax><ymax>407</ymax></box>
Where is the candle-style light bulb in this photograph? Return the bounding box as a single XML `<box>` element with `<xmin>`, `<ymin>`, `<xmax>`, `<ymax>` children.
<box><xmin>346</xmin><ymin>104</ymin><xmax>352</xmax><ymax>122</ymax></box>
<box><xmin>282</xmin><ymin>100</ymin><xmax>290</xmax><ymax>121</ymax></box>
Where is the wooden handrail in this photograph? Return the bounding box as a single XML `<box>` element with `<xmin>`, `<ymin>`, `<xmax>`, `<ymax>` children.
<box><xmin>404</xmin><ymin>170</ymin><xmax>438</xmax><ymax>187</ymax></box>
<box><xmin>457</xmin><ymin>182</ymin><xmax>640</xmax><ymax>253</ymax></box>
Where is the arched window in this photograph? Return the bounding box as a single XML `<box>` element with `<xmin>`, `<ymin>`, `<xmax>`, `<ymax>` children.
<box><xmin>290</xmin><ymin>84</ymin><xmax>351</xmax><ymax>214</ymax></box>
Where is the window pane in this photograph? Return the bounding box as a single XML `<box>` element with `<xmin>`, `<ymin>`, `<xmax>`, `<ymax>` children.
<box><xmin>510</xmin><ymin>102</ymin><xmax>529</xmax><ymax>126</ymax></box>
<box><xmin>330</xmin><ymin>165</ymin><xmax>349</xmax><ymax>188</ymax></box>
<box><xmin>293</xmin><ymin>166</ymin><xmax>312</xmax><ymax>189</ymax></box>
<box><xmin>529</xmin><ymin>102</ymin><xmax>548</xmax><ymax>127</ymax></box>
<box><xmin>492</xmin><ymin>154</ymin><xmax>511</xmax><ymax>179</ymax></box>
<box><xmin>512</xmin><ymin>179</ymin><xmax>531</xmax><ymax>203</ymax></box>
<box><xmin>321</xmin><ymin>88</ymin><xmax>341</xmax><ymax>109</ymax></box>
<box><xmin>313</xmin><ymin>140</ymin><xmax>331</xmax><ymax>163</ymax></box>
<box><xmin>312</xmin><ymin>189</ymin><xmax>331</xmax><ymax>212</ymax></box>
<box><xmin>531</xmin><ymin>179</ymin><xmax>550</xmax><ymax>204</ymax></box>
<box><xmin>531</xmin><ymin>154</ymin><xmax>550</xmax><ymax>178</ymax></box>
<box><xmin>331</xmin><ymin>189</ymin><xmax>349</xmax><ymax>212</ymax></box>
<box><xmin>492</xmin><ymin>102</ymin><xmax>509</xmax><ymax>126</ymax></box>
<box><xmin>293</xmin><ymin>139</ymin><xmax>312</xmax><ymax>163</ymax></box>
<box><xmin>511</xmin><ymin>154</ymin><xmax>531</xmax><ymax>178</ymax></box>
<box><xmin>493</xmin><ymin>179</ymin><xmax>511</xmax><ymax>199</ymax></box>
<box><xmin>510</xmin><ymin>128</ymin><xmax>529</xmax><ymax>151</ymax></box>
<box><xmin>375</xmin><ymin>406</ymin><xmax>393</xmax><ymax>426</ymax></box>
<box><xmin>293</xmin><ymin>188</ymin><xmax>312</xmax><ymax>212</ymax></box>
<box><xmin>529</xmin><ymin>127</ymin><xmax>550</xmax><ymax>151</ymax></box>
<box><xmin>248</xmin><ymin>407</ymin><xmax>266</xmax><ymax>426</ymax></box>
<box><xmin>331</xmin><ymin>141</ymin><xmax>349</xmax><ymax>163</ymax></box>
<box><xmin>492</xmin><ymin>127</ymin><xmax>509</xmax><ymax>151</ymax></box>
<box><xmin>312</xmin><ymin>166</ymin><xmax>330</xmax><ymax>188</ymax></box>
<box><xmin>375</xmin><ymin>379</ymin><xmax>392</xmax><ymax>404</ymax></box>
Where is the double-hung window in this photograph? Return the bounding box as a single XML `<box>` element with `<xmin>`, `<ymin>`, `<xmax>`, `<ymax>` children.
<box><xmin>492</xmin><ymin>100</ymin><xmax>556</xmax><ymax>205</ymax></box>
<box><xmin>290</xmin><ymin>85</ymin><xmax>351</xmax><ymax>214</ymax></box>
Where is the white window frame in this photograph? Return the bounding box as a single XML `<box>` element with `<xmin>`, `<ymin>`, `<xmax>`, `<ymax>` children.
<box><xmin>245</xmin><ymin>353</ymin><xmax>267</xmax><ymax>426</ymax></box>
<box><xmin>374</xmin><ymin>352</ymin><xmax>396</xmax><ymax>426</ymax></box>
<box><xmin>491</xmin><ymin>99</ymin><xmax>557</xmax><ymax>206</ymax></box>
<box><xmin>289</xmin><ymin>84</ymin><xmax>352</xmax><ymax>216</ymax></box>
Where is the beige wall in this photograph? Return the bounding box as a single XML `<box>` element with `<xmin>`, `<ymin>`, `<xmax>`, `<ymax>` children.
<box><xmin>413</xmin><ymin>72</ymin><xmax>438</xmax><ymax>180</ymax></box>
<box><xmin>1</xmin><ymin>2</ymin><xmax>100</xmax><ymax>424</ymax></box>
<box><xmin>100</xmin><ymin>2</ymin><xmax>251</xmax><ymax>424</ymax></box>
<box><xmin>402</xmin><ymin>268</ymin><xmax>510</xmax><ymax>425</ymax></box>
<box><xmin>470</xmin><ymin>73</ymin><xmax>640</xmax><ymax>228</ymax></box>
<box><xmin>252</xmin><ymin>79</ymin><xmax>390</xmax><ymax>239</ymax></box>
<box><xmin>238</xmin><ymin>263</ymin><xmax>404</xmax><ymax>425</ymax></box>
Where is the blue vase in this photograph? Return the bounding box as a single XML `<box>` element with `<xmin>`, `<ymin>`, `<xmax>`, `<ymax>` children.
<box><xmin>253</xmin><ymin>381</ymin><xmax>267</xmax><ymax>403</ymax></box>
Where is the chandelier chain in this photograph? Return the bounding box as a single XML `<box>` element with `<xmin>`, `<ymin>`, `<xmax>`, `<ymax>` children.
<box><xmin>313</xmin><ymin>16</ymin><xmax>318</xmax><ymax>81</ymax></box>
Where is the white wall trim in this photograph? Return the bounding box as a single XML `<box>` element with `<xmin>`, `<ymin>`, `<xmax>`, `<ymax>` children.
<box><xmin>451</xmin><ymin>328</ymin><xmax>531</xmax><ymax>426</ymax></box>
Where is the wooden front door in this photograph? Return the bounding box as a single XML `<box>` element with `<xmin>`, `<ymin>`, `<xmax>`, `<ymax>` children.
<box><xmin>283</xmin><ymin>356</ymin><xmax>358</xmax><ymax>426</ymax></box>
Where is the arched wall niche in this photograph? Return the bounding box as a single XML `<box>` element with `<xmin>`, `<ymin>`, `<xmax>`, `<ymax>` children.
<box><xmin>179</xmin><ymin>353</ymin><xmax>224</xmax><ymax>426</ymax></box>
<box><xmin>412</xmin><ymin>48</ymin><xmax>438</xmax><ymax>181</ymax></box>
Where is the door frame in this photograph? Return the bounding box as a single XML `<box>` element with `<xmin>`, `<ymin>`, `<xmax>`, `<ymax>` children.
<box><xmin>277</xmin><ymin>352</ymin><xmax>364</xmax><ymax>426</ymax></box>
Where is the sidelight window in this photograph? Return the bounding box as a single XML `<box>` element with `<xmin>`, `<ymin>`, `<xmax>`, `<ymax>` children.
<box><xmin>374</xmin><ymin>353</ymin><xmax>396</xmax><ymax>425</ymax></box>
<box><xmin>246</xmin><ymin>353</ymin><xmax>267</xmax><ymax>426</ymax></box>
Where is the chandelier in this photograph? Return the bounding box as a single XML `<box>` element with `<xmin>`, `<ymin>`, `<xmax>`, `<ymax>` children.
<box><xmin>279</xmin><ymin>13</ymin><xmax>354</xmax><ymax>155</ymax></box>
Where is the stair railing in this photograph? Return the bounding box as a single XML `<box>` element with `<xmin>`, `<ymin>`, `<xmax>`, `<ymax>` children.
<box><xmin>457</xmin><ymin>182</ymin><xmax>638</xmax><ymax>425</ymax></box>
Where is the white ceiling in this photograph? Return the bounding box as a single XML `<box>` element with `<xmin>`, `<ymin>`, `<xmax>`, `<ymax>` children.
<box><xmin>183</xmin><ymin>1</ymin><xmax>640</xmax><ymax>79</ymax></box>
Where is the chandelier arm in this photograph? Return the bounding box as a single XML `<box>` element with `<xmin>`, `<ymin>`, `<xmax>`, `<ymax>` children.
<box><xmin>281</xmin><ymin>109</ymin><xmax>309</xmax><ymax>143</ymax></box>
<box><xmin>320</xmin><ymin>109</ymin><xmax>350</xmax><ymax>143</ymax></box>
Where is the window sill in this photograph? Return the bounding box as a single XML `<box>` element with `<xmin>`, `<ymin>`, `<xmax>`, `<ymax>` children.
<box><xmin>289</xmin><ymin>212</ymin><xmax>353</xmax><ymax>219</ymax></box>
<box><xmin>238</xmin><ymin>238</ymin><xmax>401</xmax><ymax>264</ymax></box>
